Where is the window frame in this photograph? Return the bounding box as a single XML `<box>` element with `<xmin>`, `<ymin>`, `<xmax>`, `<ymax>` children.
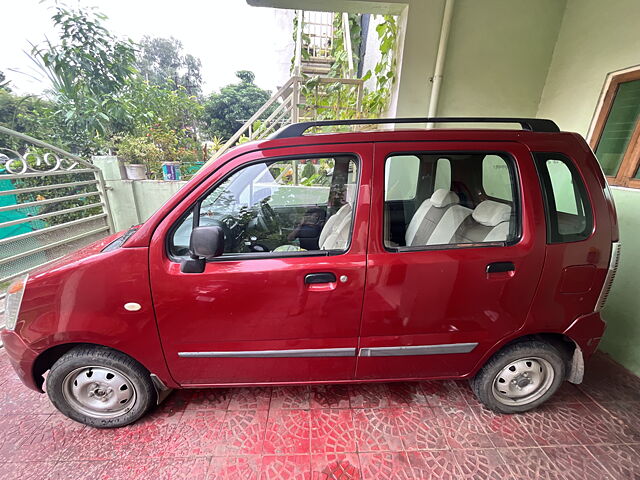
<box><xmin>165</xmin><ymin>153</ymin><xmax>361</xmax><ymax>263</ymax></box>
<box><xmin>382</xmin><ymin>150</ymin><xmax>523</xmax><ymax>253</ymax></box>
<box><xmin>589</xmin><ymin>66</ymin><xmax>640</xmax><ymax>188</ymax></box>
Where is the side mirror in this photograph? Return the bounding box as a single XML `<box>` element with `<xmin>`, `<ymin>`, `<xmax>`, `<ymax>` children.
<box><xmin>181</xmin><ymin>226</ymin><xmax>225</xmax><ymax>273</ymax></box>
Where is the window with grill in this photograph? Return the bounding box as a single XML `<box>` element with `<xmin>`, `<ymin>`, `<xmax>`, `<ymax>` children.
<box><xmin>590</xmin><ymin>67</ymin><xmax>640</xmax><ymax>188</ymax></box>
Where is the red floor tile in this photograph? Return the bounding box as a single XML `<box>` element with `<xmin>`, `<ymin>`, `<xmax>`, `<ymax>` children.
<box><xmin>311</xmin><ymin>453</ymin><xmax>360</xmax><ymax>480</ymax></box>
<box><xmin>260</xmin><ymin>454</ymin><xmax>311</xmax><ymax>480</ymax></box>
<box><xmin>358</xmin><ymin>451</ymin><xmax>413</xmax><ymax>480</ymax></box>
<box><xmin>207</xmin><ymin>455</ymin><xmax>262</xmax><ymax>480</ymax></box>
<box><xmin>310</xmin><ymin>408</ymin><xmax>356</xmax><ymax>454</ymax></box>
<box><xmin>0</xmin><ymin>350</ymin><xmax>639</xmax><ymax>480</ymax></box>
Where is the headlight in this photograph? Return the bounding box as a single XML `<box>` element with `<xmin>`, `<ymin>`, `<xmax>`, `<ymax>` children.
<box><xmin>4</xmin><ymin>275</ymin><xmax>28</xmax><ymax>331</ymax></box>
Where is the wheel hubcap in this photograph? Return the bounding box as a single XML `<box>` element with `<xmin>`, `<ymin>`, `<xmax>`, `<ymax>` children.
<box><xmin>491</xmin><ymin>357</ymin><xmax>554</xmax><ymax>406</ymax></box>
<box><xmin>62</xmin><ymin>366</ymin><xmax>137</xmax><ymax>418</ymax></box>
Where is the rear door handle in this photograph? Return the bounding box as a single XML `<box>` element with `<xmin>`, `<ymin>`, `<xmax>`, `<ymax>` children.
<box><xmin>304</xmin><ymin>272</ymin><xmax>337</xmax><ymax>284</ymax></box>
<box><xmin>486</xmin><ymin>262</ymin><xmax>515</xmax><ymax>274</ymax></box>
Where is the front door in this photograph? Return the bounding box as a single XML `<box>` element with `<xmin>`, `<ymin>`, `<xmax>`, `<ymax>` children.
<box><xmin>150</xmin><ymin>144</ymin><xmax>371</xmax><ymax>386</ymax></box>
<box><xmin>356</xmin><ymin>141</ymin><xmax>546</xmax><ymax>380</ymax></box>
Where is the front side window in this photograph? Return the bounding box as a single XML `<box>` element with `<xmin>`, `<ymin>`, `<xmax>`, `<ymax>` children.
<box><xmin>534</xmin><ymin>153</ymin><xmax>593</xmax><ymax>243</ymax></box>
<box><xmin>170</xmin><ymin>156</ymin><xmax>358</xmax><ymax>258</ymax></box>
<box><xmin>384</xmin><ymin>152</ymin><xmax>519</xmax><ymax>249</ymax></box>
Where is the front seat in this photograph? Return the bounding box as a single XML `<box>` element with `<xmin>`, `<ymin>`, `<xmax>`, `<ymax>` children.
<box><xmin>320</xmin><ymin>203</ymin><xmax>353</xmax><ymax>250</ymax></box>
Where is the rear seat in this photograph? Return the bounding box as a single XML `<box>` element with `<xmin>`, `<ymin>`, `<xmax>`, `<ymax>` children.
<box><xmin>427</xmin><ymin>199</ymin><xmax>511</xmax><ymax>245</ymax></box>
<box><xmin>405</xmin><ymin>189</ymin><xmax>460</xmax><ymax>246</ymax></box>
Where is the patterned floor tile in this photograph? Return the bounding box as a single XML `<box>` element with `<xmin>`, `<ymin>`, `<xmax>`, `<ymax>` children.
<box><xmin>99</xmin><ymin>457</ymin><xmax>211</xmax><ymax>480</ymax></box>
<box><xmin>435</xmin><ymin>406</ymin><xmax>493</xmax><ymax>450</ymax></box>
<box><xmin>472</xmin><ymin>407</ymin><xmax>537</xmax><ymax>448</ymax></box>
<box><xmin>514</xmin><ymin>405</ymin><xmax>584</xmax><ymax>447</ymax></box>
<box><xmin>420</xmin><ymin>380</ymin><xmax>469</xmax><ymax>408</ymax></box>
<box><xmin>187</xmin><ymin>388</ymin><xmax>232</xmax><ymax>410</ymax></box>
<box><xmin>397</xmin><ymin>406</ymin><xmax>448</xmax><ymax>451</ymax></box>
<box><xmin>386</xmin><ymin>382</ymin><xmax>427</xmax><ymax>407</ymax></box>
<box><xmin>598</xmin><ymin>401</ymin><xmax>640</xmax><ymax>444</ymax></box>
<box><xmin>207</xmin><ymin>455</ymin><xmax>262</xmax><ymax>480</ymax></box>
<box><xmin>452</xmin><ymin>448</ymin><xmax>512</xmax><ymax>480</ymax></box>
<box><xmin>11</xmin><ymin>414</ymin><xmax>88</xmax><ymax>463</ymax></box>
<box><xmin>541</xmin><ymin>445</ymin><xmax>614</xmax><ymax>480</ymax></box>
<box><xmin>311</xmin><ymin>453</ymin><xmax>360</xmax><ymax>480</ymax></box>
<box><xmin>358</xmin><ymin>451</ymin><xmax>413</xmax><ymax>480</ymax></box>
<box><xmin>0</xmin><ymin>414</ymin><xmax>52</xmax><ymax>462</ymax></box>
<box><xmin>260</xmin><ymin>455</ymin><xmax>311</xmax><ymax>480</ymax></box>
<box><xmin>228</xmin><ymin>387</ymin><xmax>272</xmax><ymax>411</ymax></box>
<box><xmin>263</xmin><ymin>409</ymin><xmax>311</xmax><ymax>455</ymax></box>
<box><xmin>348</xmin><ymin>383</ymin><xmax>389</xmax><ymax>409</ymax></box>
<box><xmin>0</xmin><ymin>461</ymin><xmax>57</xmax><ymax>480</ymax></box>
<box><xmin>48</xmin><ymin>460</ymin><xmax>109</xmax><ymax>479</ymax></box>
<box><xmin>352</xmin><ymin>408</ymin><xmax>403</xmax><ymax>452</ymax></box>
<box><xmin>498</xmin><ymin>447</ymin><xmax>560</xmax><ymax>480</ymax></box>
<box><xmin>310</xmin><ymin>408</ymin><xmax>356</xmax><ymax>454</ymax></box>
<box><xmin>407</xmin><ymin>450</ymin><xmax>461</xmax><ymax>479</ymax></box>
<box><xmin>587</xmin><ymin>444</ymin><xmax>640</xmax><ymax>479</ymax></box>
<box><xmin>310</xmin><ymin>385</ymin><xmax>351</xmax><ymax>409</ymax></box>
<box><xmin>0</xmin><ymin>378</ymin><xmax>55</xmax><ymax>415</ymax></box>
<box><xmin>217</xmin><ymin>409</ymin><xmax>269</xmax><ymax>456</ymax></box>
<box><xmin>164</xmin><ymin>410</ymin><xmax>225</xmax><ymax>457</ymax></box>
<box><xmin>270</xmin><ymin>386</ymin><xmax>310</xmax><ymax>410</ymax></box>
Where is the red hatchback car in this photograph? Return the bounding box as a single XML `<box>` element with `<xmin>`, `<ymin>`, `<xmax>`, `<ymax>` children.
<box><xmin>2</xmin><ymin>118</ymin><xmax>620</xmax><ymax>427</ymax></box>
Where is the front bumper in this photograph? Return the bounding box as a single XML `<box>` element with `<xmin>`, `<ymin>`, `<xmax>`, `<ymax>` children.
<box><xmin>0</xmin><ymin>329</ymin><xmax>41</xmax><ymax>392</ymax></box>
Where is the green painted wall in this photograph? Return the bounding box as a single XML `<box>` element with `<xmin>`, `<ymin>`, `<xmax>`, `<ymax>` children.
<box><xmin>437</xmin><ymin>0</ymin><xmax>565</xmax><ymax>117</ymax></box>
<box><xmin>536</xmin><ymin>0</ymin><xmax>640</xmax><ymax>374</ymax></box>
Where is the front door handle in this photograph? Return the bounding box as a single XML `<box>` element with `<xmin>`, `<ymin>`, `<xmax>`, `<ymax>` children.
<box><xmin>304</xmin><ymin>272</ymin><xmax>337</xmax><ymax>284</ymax></box>
<box><xmin>486</xmin><ymin>262</ymin><xmax>515</xmax><ymax>274</ymax></box>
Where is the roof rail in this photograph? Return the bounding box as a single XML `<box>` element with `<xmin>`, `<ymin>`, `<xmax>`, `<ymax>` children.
<box><xmin>270</xmin><ymin>117</ymin><xmax>560</xmax><ymax>139</ymax></box>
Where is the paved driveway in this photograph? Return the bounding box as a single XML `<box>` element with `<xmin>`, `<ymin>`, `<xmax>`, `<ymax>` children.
<box><xmin>0</xmin><ymin>349</ymin><xmax>639</xmax><ymax>479</ymax></box>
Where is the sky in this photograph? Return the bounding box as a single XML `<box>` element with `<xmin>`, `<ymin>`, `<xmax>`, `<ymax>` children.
<box><xmin>0</xmin><ymin>0</ymin><xmax>295</xmax><ymax>96</ymax></box>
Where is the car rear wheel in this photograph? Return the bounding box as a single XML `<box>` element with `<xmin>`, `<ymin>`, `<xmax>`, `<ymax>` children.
<box><xmin>46</xmin><ymin>345</ymin><xmax>155</xmax><ymax>428</ymax></box>
<box><xmin>471</xmin><ymin>340</ymin><xmax>566</xmax><ymax>413</ymax></box>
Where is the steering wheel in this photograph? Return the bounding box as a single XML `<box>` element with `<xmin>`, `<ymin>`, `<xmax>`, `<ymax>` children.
<box><xmin>256</xmin><ymin>201</ymin><xmax>279</xmax><ymax>233</ymax></box>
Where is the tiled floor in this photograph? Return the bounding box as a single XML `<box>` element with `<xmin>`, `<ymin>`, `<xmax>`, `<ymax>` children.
<box><xmin>0</xmin><ymin>350</ymin><xmax>639</xmax><ymax>479</ymax></box>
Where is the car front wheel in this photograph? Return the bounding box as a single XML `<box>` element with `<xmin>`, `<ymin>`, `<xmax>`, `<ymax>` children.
<box><xmin>46</xmin><ymin>345</ymin><xmax>156</xmax><ymax>428</ymax></box>
<box><xmin>471</xmin><ymin>340</ymin><xmax>566</xmax><ymax>413</ymax></box>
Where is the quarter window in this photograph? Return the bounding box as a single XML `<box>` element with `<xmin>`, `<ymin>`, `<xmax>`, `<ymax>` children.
<box><xmin>384</xmin><ymin>152</ymin><xmax>518</xmax><ymax>249</ymax></box>
<box><xmin>169</xmin><ymin>156</ymin><xmax>358</xmax><ymax>258</ymax></box>
<box><xmin>534</xmin><ymin>153</ymin><xmax>593</xmax><ymax>243</ymax></box>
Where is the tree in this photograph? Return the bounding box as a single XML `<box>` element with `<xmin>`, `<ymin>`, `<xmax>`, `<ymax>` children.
<box><xmin>204</xmin><ymin>71</ymin><xmax>274</xmax><ymax>140</ymax></box>
<box><xmin>28</xmin><ymin>4</ymin><xmax>138</xmax><ymax>153</ymax></box>
<box><xmin>0</xmin><ymin>71</ymin><xmax>11</xmax><ymax>92</ymax></box>
<box><xmin>136</xmin><ymin>36</ymin><xmax>203</xmax><ymax>96</ymax></box>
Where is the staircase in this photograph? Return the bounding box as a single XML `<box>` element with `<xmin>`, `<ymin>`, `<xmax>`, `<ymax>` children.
<box><xmin>210</xmin><ymin>10</ymin><xmax>363</xmax><ymax>161</ymax></box>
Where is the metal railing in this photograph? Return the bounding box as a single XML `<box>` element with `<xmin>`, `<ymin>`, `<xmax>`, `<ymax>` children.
<box><xmin>0</xmin><ymin>126</ymin><xmax>114</xmax><ymax>320</ymax></box>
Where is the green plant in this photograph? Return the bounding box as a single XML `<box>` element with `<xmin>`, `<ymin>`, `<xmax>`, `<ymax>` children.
<box><xmin>330</xmin><ymin>13</ymin><xmax>362</xmax><ymax>78</ymax></box>
<box><xmin>362</xmin><ymin>15</ymin><xmax>398</xmax><ymax>116</ymax></box>
<box><xmin>28</xmin><ymin>3</ymin><xmax>138</xmax><ymax>153</ymax></box>
<box><xmin>115</xmin><ymin>134</ymin><xmax>162</xmax><ymax>165</ymax></box>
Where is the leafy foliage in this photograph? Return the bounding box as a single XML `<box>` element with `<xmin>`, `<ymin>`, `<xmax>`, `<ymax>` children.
<box><xmin>362</xmin><ymin>15</ymin><xmax>398</xmax><ymax>116</ymax></box>
<box><xmin>203</xmin><ymin>71</ymin><xmax>275</xmax><ymax>139</ymax></box>
<box><xmin>330</xmin><ymin>13</ymin><xmax>361</xmax><ymax>78</ymax></box>
<box><xmin>28</xmin><ymin>4</ymin><xmax>138</xmax><ymax>153</ymax></box>
<box><xmin>0</xmin><ymin>71</ymin><xmax>11</xmax><ymax>92</ymax></box>
<box><xmin>136</xmin><ymin>36</ymin><xmax>203</xmax><ymax>96</ymax></box>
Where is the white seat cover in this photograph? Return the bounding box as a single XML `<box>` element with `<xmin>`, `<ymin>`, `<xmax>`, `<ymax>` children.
<box><xmin>320</xmin><ymin>203</ymin><xmax>352</xmax><ymax>250</ymax></box>
<box><xmin>406</xmin><ymin>189</ymin><xmax>460</xmax><ymax>246</ymax></box>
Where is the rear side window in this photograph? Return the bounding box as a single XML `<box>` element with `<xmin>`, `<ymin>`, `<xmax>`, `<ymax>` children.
<box><xmin>385</xmin><ymin>155</ymin><xmax>419</xmax><ymax>201</ymax></box>
<box><xmin>534</xmin><ymin>153</ymin><xmax>593</xmax><ymax>243</ymax></box>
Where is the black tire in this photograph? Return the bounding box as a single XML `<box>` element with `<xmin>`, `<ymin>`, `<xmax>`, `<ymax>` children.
<box><xmin>46</xmin><ymin>345</ymin><xmax>156</xmax><ymax>428</ymax></box>
<box><xmin>470</xmin><ymin>340</ymin><xmax>567</xmax><ymax>414</ymax></box>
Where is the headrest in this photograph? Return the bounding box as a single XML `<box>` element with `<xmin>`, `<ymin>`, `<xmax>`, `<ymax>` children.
<box><xmin>431</xmin><ymin>189</ymin><xmax>460</xmax><ymax>208</ymax></box>
<box><xmin>472</xmin><ymin>200</ymin><xmax>511</xmax><ymax>227</ymax></box>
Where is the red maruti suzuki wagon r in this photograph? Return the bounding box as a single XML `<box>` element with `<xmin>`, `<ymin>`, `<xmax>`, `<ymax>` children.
<box><xmin>1</xmin><ymin>118</ymin><xmax>620</xmax><ymax>427</ymax></box>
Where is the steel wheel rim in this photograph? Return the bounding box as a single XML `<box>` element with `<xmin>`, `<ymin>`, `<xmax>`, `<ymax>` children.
<box><xmin>62</xmin><ymin>366</ymin><xmax>137</xmax><ymax>419</ymax></box>
<box><xmin>491</xmin><ymin>357</ymin><xmax>555</xmax><ymax>406</ymax></box>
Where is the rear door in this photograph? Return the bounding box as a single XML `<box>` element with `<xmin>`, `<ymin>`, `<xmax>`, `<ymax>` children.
<box><xmin>356</xmin><ymin>141</ymin><xmax>546</xmax><ymax>380</ymax></box>
<box><xmin>150</xmin><ymin>143</ymin><xmax>372</xmax><ymax>386</ymax></box>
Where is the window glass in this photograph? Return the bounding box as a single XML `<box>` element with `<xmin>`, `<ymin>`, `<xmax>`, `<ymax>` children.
<box><xmin>385</xmin><ymin>155</ymin><xmax>419</xmax><ymax>201</ymax></box>
<box><xmin>483</xmin><ymin>155</ymin><xmax>513</xmax><ymax>201</ymax></box>
<box><xmin>534</xmin><ymin>153</ymin><xmax>592</xmax><ymax>243</ymax></box>
<box><xmin>434</xmin><ymin>158</ymin><xmax>451</xmax><ymax>191</ymax></box>
<box><xmin>170</xmin><ymin>156</ymin><xmax>358</xmax><ymax>257</ymax></box>
<box><xmin>384</xmin><ymin>152</ymin><xmax>518</xmax><ymax>249</ymax></box>
<box><xmin>595</xmin><ymin>78</ymin><xmax>640</xmax><ymax>177</ymax></box>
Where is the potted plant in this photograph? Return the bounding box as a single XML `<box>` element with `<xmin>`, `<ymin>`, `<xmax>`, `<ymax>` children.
<box><xmin>116</xmin><ymin>135</ymin><xmax>162</xmax><ymax>180</ymax></box>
